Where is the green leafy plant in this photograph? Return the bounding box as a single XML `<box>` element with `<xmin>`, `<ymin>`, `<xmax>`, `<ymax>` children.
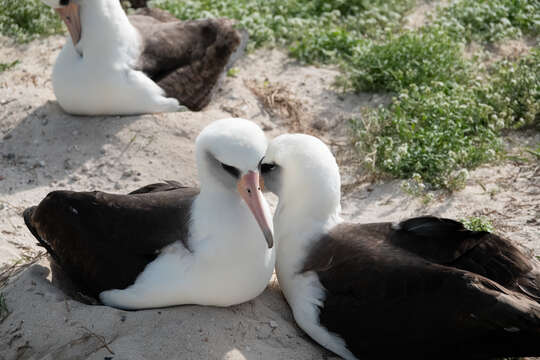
<box><xmin>460</xmin><ymin>216</ymin><xmax>494</xmax><ymax>232</ymax></box>
<box><xmin>432</xmin><ymin>0</ymin><xmax>540</xmax><ymax>43</ymax></box>
<box><xmin>0</xmin><ymin>0</ymin><xmax>64</xmax><ymax>42</ymax></box>
<box><xmin>352</xmin><ymin>81</ymin><xmax>506</xmax><ymax>189</ymax></box>
<box><xmin>150</xmin><ymin>0</ymin><xmax>416</xmax><ymax>58</ymax></box>
<box><xmin>525</xmin><ymin>144</ymin><xmax>540</xmax><ymax>159</ymax></box>
<box><xmin>226</xmin><ymin>67</ymin><xmax>240</xmax><ymax>77</ymax></box>
<box><xmin>400</xmin><ymin>173</ymin><xmax>434</xmax><ymax>204</ymax></box>
<box><xmin>478</xmin><ymin>48</ymin><xmax>540</xmax><ymax>128</ymax></box>
<box><xmin>289</xmin><ymin>26</ymin><xmax>365</xmax><ymax>64</ymax></box>
<box><xmin>0</xmin><ymin>60</ymin><xmax>19</xmax><ymax>73</ymax></box>
<box><xmin>343</xmin><ymin>28</ymin><xmax>469</xmax><ymax>93</ymax></box>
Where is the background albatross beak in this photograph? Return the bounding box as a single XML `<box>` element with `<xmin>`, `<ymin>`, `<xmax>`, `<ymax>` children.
<box><xmin>238</xmin><ymin>171</ymin><xmax>274</xmax><ymax>248</ymax></box>
<box><xmin>56</xmin><ymin>3</ymin><xmax>81</xmax><ymax>46</ymax></box>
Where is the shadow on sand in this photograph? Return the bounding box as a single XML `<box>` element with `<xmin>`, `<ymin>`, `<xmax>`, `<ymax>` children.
<box><xmin>0</xmin><ymin>101</ymin><xmax>142</xmax><ymax>196</ymax></box>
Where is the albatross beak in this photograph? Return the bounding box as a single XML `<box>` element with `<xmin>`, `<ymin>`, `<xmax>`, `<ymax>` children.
<box><xmin>56</xmin><ymin>3</ymin><xmax>81</xmax><ymax>46</ymax></box>
<box><xmin>237</xmin><ymin>171</ymin><xmax>274</xmax><ymax>249</ymax></box>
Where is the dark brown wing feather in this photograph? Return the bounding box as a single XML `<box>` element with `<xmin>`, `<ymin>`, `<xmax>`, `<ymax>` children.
<box><xmin>129</xmin><ymin>10</ymin><xmax>241</xmax><ymax>111</ymax></box>
<box><xmin>391</xmin><ymin>216</ymin><xmax>539</xmax><ymax>297</ymax></box>
<box><xmin>388</xmin><ymin>216</ymin><xmax>485</xmax><ymax>263</ymax></box>
<box><xmin>126</xmin><ymin>0</ymin><xmax>148</xmax><ymax>10</ymax></box>
<box><xmin>131</xmin><ymin>8</ymin><xmax>178</xmax><ymax>23</ymax></box>
<box><xmin>302</xmin><ymin>218</ymin><xmax>540</xmax><ymax>359</ymax></box>
<box><xmin>127</xmin><ymin>180</ymin><xmax>188</xmax><ymax>194</ymax></box>
<box><xmin>23</xmin><ymin>183</ymin><xmax>199</xmax><ymax>298</ymax></box>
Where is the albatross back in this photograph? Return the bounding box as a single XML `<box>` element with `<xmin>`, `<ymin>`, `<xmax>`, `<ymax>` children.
<box><xmin>24</xmin><ymin>182</ymin><xmax>199</xmax><ymax>298</ymax></box>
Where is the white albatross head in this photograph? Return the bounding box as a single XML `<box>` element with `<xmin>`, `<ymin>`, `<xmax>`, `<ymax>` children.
<box><xmin>261</xmin><ymin>133</ymin><xmax>341</xmax><ymax>223</ymax></box>
<box><xmin>196</xmin><ymin>118</ymin><xmax>274</xmax><ymax>248</ymax></box>
<box><xmin>42</xmin><ymin>0</ymin><xmax>82</xmax><ymax>46</ymax></box>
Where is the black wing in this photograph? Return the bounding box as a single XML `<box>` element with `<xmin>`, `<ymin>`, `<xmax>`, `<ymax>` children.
<box><xmin>128</xmin><ymin>180</ymin><xmax>188</xmax><ymax>194</ymax></box>
<box><xmin>390</xmin><ymin>216</ymin><xmax>539</xmax><ymax>298</ymax></box>
<box><xmin>129</xmin><ymin>10</ymin><xmax>241</xmax><ymax>111</ymax></box>
<box><xmin>23</xmin><ymin>182</ymin><xmax>199</xmax><ymax>298</ymax></box>
<box><xmin>302</xmin><ymin>219</ymin><xmax>540</xmax><ymax>359</ymax></box>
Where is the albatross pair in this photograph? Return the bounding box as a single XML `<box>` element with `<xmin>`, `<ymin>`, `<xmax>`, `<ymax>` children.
<box><xmin>42</xmin><ymin>0</ymin><xmax>241</xmax><ymax>115</ymax></box>
<box><xmin>24</xmin><ymin>121</ymin><xmax>540</xmax><ymax>358</ymax></box>
<box><xmin>262</xmin><ymin>134</ymin><xmax>540</xmax><ymax>359</ymax></box>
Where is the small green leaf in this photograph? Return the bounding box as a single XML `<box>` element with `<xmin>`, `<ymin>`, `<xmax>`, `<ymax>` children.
<box><xmin>0</xmin><ymin>60</ymin><xmax>19</xmax><ymax>73</ymax></box>
<box><xmin>227</xmin><ymin>67</ymin><xmax>240</xmax><ymax>78</ymax></box>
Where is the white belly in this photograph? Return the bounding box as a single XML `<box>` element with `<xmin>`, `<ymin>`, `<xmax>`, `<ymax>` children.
<box><xmin>52</xmin><ymin>44</ymin><xmax>180</xmax><ymax>116</ymax></box>
<box><xmin>99</xmin><ymin>195</ymin><xmax>276</xmax><ymax>310</ymax></box>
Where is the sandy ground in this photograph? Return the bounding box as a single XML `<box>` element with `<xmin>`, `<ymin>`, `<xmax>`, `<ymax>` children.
<box><xmin>0</xmin><ymin>30</ymin><xmax>539</xmax><ymax>360</ymax></box>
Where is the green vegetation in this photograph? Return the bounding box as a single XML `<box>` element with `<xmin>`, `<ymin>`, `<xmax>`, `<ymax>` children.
<box><xmin>353</xmin><ymin>82</ymin><xmax>504</xmax><ymax>188</ymax></box>
<box><xmin>460</xmin><ymin>216</ymin><xmax>494</xmax><ymax>232</ymax></box>
<box><xmin>0</xmin><ymin>60</ymin><xmax>19</xmax><ymax>73</ymax></box>
<box><xmin>526</xmin><ymin>144</ymin><xmax>540</xmax><ymax>159</ymax></box>
<box><xmin>351</xmin><ymin>51</ymin><xmax>539</xmax><ymax>189</ymax></box>
<box><xmin>150</xmin><ymin>0</ymin><xmax>416</xmax><ymax>53</ymax></box>
<box><xmin>0</xmin><ymin>0</ymin><xmax>63</xmax><ymax>42</ymax></box>
<box><xmin>479</xmin><ymin>48</ymin><xmax>540</xmax><ymax>128</ymax></box>
<box><xmin>346</xmin><ymin>2</ymin><xmax>538</xmax><ymax>189</ymax></box>
<box><xmin>227</xmin><ymin>67</ymin><xmax>240</xmax><ymax>77</ymax></box>
<box><xmin>342</xmin><ymin>28</ymin><xmax>469</xmax><ymax>92</ymax></box>
<box><xmin>433</xmin><ymin>0</ymin><xmax>540</xmax><ymax>43</ymax></box>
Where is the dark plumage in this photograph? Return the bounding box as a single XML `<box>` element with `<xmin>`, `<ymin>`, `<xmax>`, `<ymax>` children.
<box><xmin>24</xmin><ymin>182</ymin><xmax>198</xmax><ymax>299</ymax></box>
<box><xmin>302</xmin><ymin>216</ymin><xmax>540</xmax><ymax>359</ymax></box>
<box><xmin>125</xmin><ymin>0</ymin><xmax>147</xmax><ymax>9</ymax></box>
<box><xmin>129</xmin><ymin>8</ymin><xmax>242</xmax><ymax>111</ymax></box>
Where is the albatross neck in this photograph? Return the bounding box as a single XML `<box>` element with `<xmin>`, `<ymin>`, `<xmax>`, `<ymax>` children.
<box><xmin>274</xmin><ymin>195</ymin><xmax>342</xmax><ymax>291</ymax></box>
<box><xmin>77</xmin><ymin>0</ymin><xmax>140</xmax><ymax>60</ymax></box>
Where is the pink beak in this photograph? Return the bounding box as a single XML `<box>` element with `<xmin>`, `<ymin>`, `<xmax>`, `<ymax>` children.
<box><xmin>237</xmin><ymin>171</ymin><xmax>274</xmax><ymax>248</ymax></box>
<box><xmin>56</xmin><ymin>3</ymin><xmax>81</xmax><ymax>46</ymax></box>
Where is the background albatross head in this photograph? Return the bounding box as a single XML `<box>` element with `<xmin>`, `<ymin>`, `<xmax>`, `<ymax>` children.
<box><xmin>42</xmin><ymin>0</ymin><xmax>82</xmax><ymax>46</ymax></box>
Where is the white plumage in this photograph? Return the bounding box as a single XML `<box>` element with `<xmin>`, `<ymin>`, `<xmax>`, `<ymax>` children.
<box><xmin>263</xmin><ymin>134</ymin><xmax>355</xmax><ymax>360</ymax></box>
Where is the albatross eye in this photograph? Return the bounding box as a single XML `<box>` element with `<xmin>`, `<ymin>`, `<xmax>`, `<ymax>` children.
<box><xmin>221</xmin><ymin>163</ymin><xmax>240</xmax><ymax>178</ymax></box>
<box><xmin>260</xmin><ymin>163</ymin><xmax>276</xmax><ymax>173</ymax></box>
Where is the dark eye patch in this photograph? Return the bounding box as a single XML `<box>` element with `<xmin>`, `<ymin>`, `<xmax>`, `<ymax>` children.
<box><xmin>260</xmin><ymin>163</ymin><xmax>276</xmax><ymax>173</ymax></box>
<box><xmin>221</xmin><ymin>162</ymin><xmax>240</xmax><ymax>178</ymax></box>
<box><xmin>60</xmin><ymin>0</ymin><xmax>70</xmax><ymax>5</ymax></box>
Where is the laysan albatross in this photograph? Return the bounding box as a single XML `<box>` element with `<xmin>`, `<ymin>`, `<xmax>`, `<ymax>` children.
<box><xmin>261</xmin><ymin>134</ymin><xmax>540</xmax><ymax>359</ymax></box>
<box><xmin>41</xmin><ymin>0</ymin><xmax>241</xmax><ymax>115</ymax></box>
<box><xmin>23</xmin><ymin>118</ymin><xmax>275</xmax><ymax>310</ymax></box>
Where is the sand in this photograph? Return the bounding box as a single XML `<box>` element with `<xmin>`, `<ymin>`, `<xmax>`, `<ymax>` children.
<box><xmin>0</xmin><ymin>31</ymin><xmax>538</xmax><ymax>360</ymax></box>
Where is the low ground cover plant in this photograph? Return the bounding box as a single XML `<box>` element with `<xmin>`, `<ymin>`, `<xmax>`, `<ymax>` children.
<box><xmin>150</xmin><ymin>0</ymin><xmax>416</xmax><ymax>53</ymax></box>
<box><xmin>351</xmin><ymin>48</ymin><xmax>538</xmax><ymax>189</ymax></box>
<box><xmin>433</xmin><ymin>0</ymin><xmax>540</xmax><ymax>43</ymax></box>
<box><xmin>0</xmin><ymin>60</ymin><xmax>19</xmax><ymax>73</ymax></box>
<box><xmin>342</xmin><ymin>28</ymin><xmax>470</xmax><ymax>92</ymax></box>
<box><xmin>460</xmin><ymin>216</ymin><xmax>494</xmax><ymax>232</ymax></box>
<box><xmin>0</xmin><ymin>0</ymin><xmax>63</xmax><ymax>42</ymax></box>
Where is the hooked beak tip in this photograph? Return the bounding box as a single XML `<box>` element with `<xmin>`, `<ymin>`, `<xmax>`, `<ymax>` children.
<box><xmin>238</xmin><ymin>171</ymin><xmax>274</xmax><ymax>249</ymax></box>
<box><xmin>264</xmin><ymin>229</ymin><xmax>274</xmax><ymax>249</ymax></box>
